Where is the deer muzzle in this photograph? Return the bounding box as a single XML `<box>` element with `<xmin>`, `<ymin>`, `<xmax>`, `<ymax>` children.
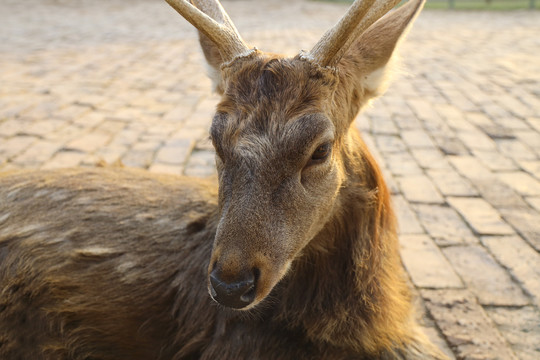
<box><xmin>209</xmin><ymin>266</ymin><xmax>259</xmax><ymax>309</ymax></box>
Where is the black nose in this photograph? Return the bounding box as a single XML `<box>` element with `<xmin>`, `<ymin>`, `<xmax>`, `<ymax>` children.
<box><xmin>209</xmin><ymin>268</ymin><xmax>257</xmax><ymax>309</ymax></box>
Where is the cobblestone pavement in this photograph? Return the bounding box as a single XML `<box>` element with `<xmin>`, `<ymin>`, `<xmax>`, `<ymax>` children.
<box><xmin>1</xmin><ymin>0</ymin><xmax>539</xmax><ymax>358</ymax></box>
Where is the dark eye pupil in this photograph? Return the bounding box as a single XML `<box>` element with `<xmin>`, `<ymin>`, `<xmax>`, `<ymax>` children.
<box><xmin>312</xmin><ymin>144</ymin><xmax>330</xmax><ymax>160</ymax></box>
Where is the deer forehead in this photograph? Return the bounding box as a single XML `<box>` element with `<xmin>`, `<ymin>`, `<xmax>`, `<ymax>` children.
<box><xmin>211</xmin><ymin>111</ymin><xmax>335</xmax><ymax>166</ymax></box>
<box><xmin>220</xmin><ymin>55</ymin><xmax>337</xmax><ymax>111</ymax></box>
<box><xmin>211</xmin><ymin>56</ymin><xmax>338</xmax><ymax>158</ymax></box>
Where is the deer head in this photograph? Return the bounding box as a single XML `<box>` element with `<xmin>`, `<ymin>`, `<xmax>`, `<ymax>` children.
<box><xmin>165</xmin><ymin>0</ymin><xmax>425</xmax><ymax>310</ymax></box>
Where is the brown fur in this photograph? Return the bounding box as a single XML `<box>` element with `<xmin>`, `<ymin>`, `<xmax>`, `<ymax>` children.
<box><xmin>0</xmin><ymin>0</ymin><xmax>448</xmax><ymax>359</ymax></box>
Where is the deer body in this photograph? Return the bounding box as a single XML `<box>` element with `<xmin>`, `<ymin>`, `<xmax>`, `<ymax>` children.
<box><xmin>0</xmin><ymin>0</ymin><xmax>448</xmax><ymax>359</ymax></box>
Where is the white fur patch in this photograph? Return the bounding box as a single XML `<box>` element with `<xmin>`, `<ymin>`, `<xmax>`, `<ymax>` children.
<box><xmin>205</xmin><ymin>62</ymin><xmax>221</xmax><ymax>93</ymax></box>
<box><xmin>364</xmin><ymin>66</ymin><xmax>388</xmax><ymax>95</ymax></box>
<box><xmin>364</xmin><ymin>54</ymin><xmax>404</xmax><ymax>97</ymax></box>
<box><xmin>75</xmin><ymin>247</ymin><xmax>117</xmax><ymax>257</ymax></box>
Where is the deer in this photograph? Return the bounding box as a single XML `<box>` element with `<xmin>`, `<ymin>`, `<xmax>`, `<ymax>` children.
<box><xmin>0</xmin><ymin>0</ymin><xmax>449</xmax><ymax>358</ymax></box>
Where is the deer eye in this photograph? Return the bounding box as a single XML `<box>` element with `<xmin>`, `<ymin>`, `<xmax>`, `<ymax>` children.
<box><xmin>310</xmin><ymin>143</ymin><xmax>331</xmax><ymax>162</ymax></box>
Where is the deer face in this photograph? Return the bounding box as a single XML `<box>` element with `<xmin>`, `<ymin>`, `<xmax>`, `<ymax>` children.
<box><xmin>207</xmin><ymin>55</ymin><xmax>346</xmax><ymax>309</ymax></box>
<box><xmin>165</xmin><ymin>0</ymin><xmax>426</xmax><ymax>309</ymax></box>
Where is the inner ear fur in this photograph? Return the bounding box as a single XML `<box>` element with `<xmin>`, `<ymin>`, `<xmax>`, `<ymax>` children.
<box><xmin>339</xmin><ymin>0</ymin><xmax>425</xmax><ymax>96</ymax></box>
<box><xmin>199</xmin><ymin>32</ymin><xmax>225</xmax><ymax>93</ymax></box>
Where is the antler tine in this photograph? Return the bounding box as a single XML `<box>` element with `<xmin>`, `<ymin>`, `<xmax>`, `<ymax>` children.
<box><xmin>309</xmin><ymin>0</ymin><xmax>402</xmax><ymax>67</ymax></box>
<box><xmin>165</xmin><ymin>0</ymin><xmax>251</xmax><ymax>62</ymax></box>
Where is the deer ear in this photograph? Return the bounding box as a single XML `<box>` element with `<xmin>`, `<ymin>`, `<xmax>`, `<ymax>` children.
<box><xmin>340</xmin><ymin>0</ymin><xmax>425</xmax><ymax>97</ymax></box>
<box><xmin>175</xmin><ymin>0</ymin><xmax>250</xmax><ymax>94</ymax></box>
<box><xmin>199</xmin><ymin>33</ymin><xmax>225</xmax><ymax>93</ymax></box>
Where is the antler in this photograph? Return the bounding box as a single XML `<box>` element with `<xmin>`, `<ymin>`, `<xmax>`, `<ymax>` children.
<box><xmin>309</xmin><ymin>0</ymin><xmax>402</xmax><ymax>67</ymax></box>
<box><xmin>165</xmin><ymin>0</ymin><xmax>251</xmax><ymax>63</ymax></box>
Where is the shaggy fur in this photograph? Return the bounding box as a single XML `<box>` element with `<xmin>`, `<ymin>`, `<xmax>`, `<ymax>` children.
<box><xmin>0</xmin><ymin>0</ymin><xmax>448</xmax><ymax>359</ymax></box>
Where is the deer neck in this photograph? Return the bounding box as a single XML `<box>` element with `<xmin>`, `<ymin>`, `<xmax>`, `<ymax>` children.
<box><xmin>273</xmin><ymin>129</ymin><xmax>412</xmax><ymax>354</ymax></box>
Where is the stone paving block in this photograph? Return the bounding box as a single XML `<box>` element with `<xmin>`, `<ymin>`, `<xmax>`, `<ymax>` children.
<box><xmin>12</xmin><ymin>140</ymin><xmax>61</xmax><ymax>166</ymax></box>
<box><xmin>393</xmin><ymin>113</ymin><xmax>423</xmax><ymax>131</ymax></box>
<box><xmin>433</xmin><ymin>103</ymin><xmax>465</xmax><ymax>125</ymax></box>
<box><xmin>421</xmin><ymin>326</ymin><xmax>456</xmax><ymax>360</ymax></box>
<box><xmin>441</xmin><ymin>90</ymin><xmax>478</xmax><ymax>113</ymax></box>
<box><xmin>481</xmin><ymin>235</ymin><xmax>540</xmax><ymax>307</ymax></box>
<box><xmin>0</xmin><ymin>119</ymin><xmax>30</xmax><ymax>137</ymax></box>
<box><xmin>427</xmin><ymin>169</ymin><xmax>478</xmax><ymax>197</ymax></box>
<box><xmin>109</xmin><ymin>128</ymin><xmax>143</xmax><ymax>147</ymax></box>
<box><xmin>472</xmin><ymin>179</ymin><xmax>529</xmax><ymax>209</ymax></box>
<box><xmin>183</xmin><ymin>149</ymin><xmax>216</xmax><ymax>178</ymax></box>
<box><xmin>432</xmin><ymin>136</ymin><xmax>469</xmax><ymax>156</ymax></box>
<box><xmin>385</xmin><ymin>152</ymin><xmax>423</xmax><ymax>176</ymax></box>
<box><xmin>492</xmin><ymin>94</ymin><xmax>536</xmax><ymax>118</ymax></box>
<box><xmin>0</xmin><ymin>135</ymin><xmax>37</xmax><ymax>160</ymax></box>
<box><xmin>495</xmin><ymin>117</ymin><xmax>532</xmax><ymax>131</ymax></box>
<box><xmin>74</xmin><ymin>94</ymin><xmax>109</xmax><ymax>108</ymax></box>
<box><xmin>370</xmin><ymin>116</ymin><xmax>399</xmax><ymax>135</ymax></box>
<box><xmin>0</xmin><ymin>103</ymin><xmax>32</xmax><ymax>121</ymax></box>
<box><xmin>526</xmin><ymin>196</ymin><xmax>540</xmax><ymax>212</ymax></box>
<box><xmin>496</xmin><ymin>139</ymin><xmax>536</xmax><ymax>162</ymax></box>
<box><xmin>512</xmin><ymin>130</ymin><xmax>540</xmax><ymax>152</ymax></box>
<box><xmin>47</xmin><ymin>123</ymin><xmax>87</xmax><ymax>143</ymax></box>
<box><xmin>169</xmin><ymin>127</ymin><xmax>206</xmax><ymax>142</ymax></box>
<box><xmin>457</xmin><ymin>129</ymin><xmax>496</xmax><ymax>151</ymax></box>
<box><xmin>400</xmin><ymin>129</ymin><xmax>436</xmax><ymax>149</ymax></box>
<box><xmin>104</xmin><ymin>107</ymin><xmax>143</xmax><ymax>123</ymax></box>
<box><xmin>162</xmin><ymin>104</ymin><xmax>191</xmax><ymax>123</ymax></box>
<box><xmin>374</xmin><ymin>135</ymin><xmax>406</xmax><ymax>153</ymax></box>
<box><xmin>392</xmin><ymin>195</ymin><xmax>424</xmax><ymax>235</ymax></box>
<box><xmin>119</xmin><ymin>141</ymin><xmax>161</xmax><ymax>169</ymax></box>
<box><xmin>482</xmin><ymin>102</ymin><xmax>511</xmax><ymax>120</ymax></box>
<box><xmin>399</xmin><ymin>235</ymin><xmax>462</xmax><ymax>289</ymax></box>
<box><xmin>448</xmin><ymin>156</ymin><xmax>493</xmax><ymax>181</ymax></box>
<box><xmin>121</xmin><ymin>149</ymin><xmax>155</xmax><ymax>169</ymax></box>
<box><xmin>148</xmin><ymin>163</ymin><xmax>184</xmax><ymax>176</ymax></box>
<box><xmin>445</xmin><ymin>116</ymin><xmax>478</xmax><ymax>134</ymax></box>
<box><xmin>54</xmin><ymin>104</ymin><xmax>91</xmax><ymax>120</ymax></box>
<box><xmin>446</xmin><ymin>197</ymin><xmax>514</xmax><ymax>235</ymax></box>
<box><xmin>72</xmin><ymin>112</ymin><xmax>107</xmax><ymax>128</ymax></box>
<box><xmin>81</xmin><ymin>154</ymin><xmax>106</xmax><ymax>168</ymax></box>
<box><xmin>94</xmin><ymin>145</ymin><xmax>128</xmax><ymax>165</ymax></box>
<box><xmin>442</xmin><ymin>245</ymin><xmax>529</xmax><ymax>306</ymax></box>
<box><xmin>154</xmin><ymin>138</ymin><xmax>194</xmax><ymax>166</ymax></box>
<box><xmin>519</xmin><ymin>160</ymin><xmax>540</xmax><ymax>180</ymax></box>
<box><xmin>19</xmin><ymin>119</ymin><xmax>67</xmax><ymax>139</ymax></box>
<box><xmin>64</xmin><ymin>131</ymin><xmax>112</xmax><ymax>153</ymax></box>
<box><xmin>421</xmin><ymin>289</ymin><xmax>518</xmax><ymax>360</ymax></box>
<box><xmin>410</xmin><ymin>148</ymin><xmax>451</xmax><ymax>170</ymax></box>
<box><xmin>95</xmin><ymin>119</ymin><xmax>128</xmax><ymax>135</ymax></box>
<box><xmin>526</xmin><ymin>117</ymin><xmax>540</xmax><ymax>132</ymax></box>
<box><xmin>42</xmin><ymin>151</ymin><xmax>86</xmax><ymax>169</ymax></box>
<box><xmin>499</xmin><ymin>207</ymin><xmax>540</xmax><ymax>252</ymax></box>
<box><xmin>484</xmin><ymin>306</ymin><xmax>540</xmax><ymax>360</ymax></box>
<box><xmin>413</xmin><ymin>204</ymin><xmax>476</xmax><ymax>246</ymax></box>
<box><xmin>497</xmin><ymin>171</ymin><xmax>540</xmax><ymax>196</ymax></box>
<box><xmin>465</xmin><ymin>112</ymin><xmax>492</xmax><ymax>128</ymax></box>
<box><xmin>397</xmin><ymin>175</ymin><xmax>444</xmax><ymax>204</ymax></box>
<box><xmin>480</xmin><ymin>124</ymin><xmax>515</xmax><ymax>141</ymax></box>
<box><xmin>18</xmin><ymin>101</ymin><xmax>60</xmax><ymax>121</ymax></box>
<box><xmin>471</xmin><ymin>150</ymin><xmax>517</xmax><ymax>172</ymax></box>
<box><xmin>144</xmin><ymin>123</ymin><xmax>178</xmax><ymax>137</ymax></box>
<box><xmin>407</xmin><ymin>98</ymin><xmax>443</xmax><ymax>124</ymax></box>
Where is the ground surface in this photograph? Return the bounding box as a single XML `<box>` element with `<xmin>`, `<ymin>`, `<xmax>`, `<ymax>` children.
<box><xmin>1</xmin><ymin>0</ymin><xmax>539</xmax><ymax>359</ymax></box>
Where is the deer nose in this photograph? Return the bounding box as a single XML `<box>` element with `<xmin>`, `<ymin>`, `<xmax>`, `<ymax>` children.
<box><xmin>209</xmin><ymin>268</ymin><xmax>257</xmax><ymax>309</ymax></box>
